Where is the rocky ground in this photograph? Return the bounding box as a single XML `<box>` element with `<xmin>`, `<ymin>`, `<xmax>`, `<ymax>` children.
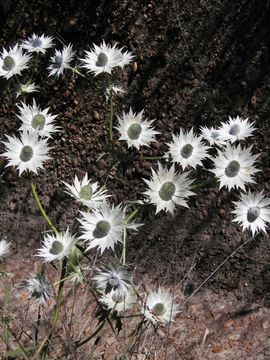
<box><xmin>0</xmin><ymin>0</ymin><xmax>270</xmax><ymax>358</ymax></box>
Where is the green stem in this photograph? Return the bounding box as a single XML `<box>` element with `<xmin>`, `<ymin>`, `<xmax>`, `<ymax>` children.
<box><xmin>51</xmin><ymin>260</ymin><xmax>67</xmax><ymax>329</ymax></box>
<box><xmin>3</xmin><ymin>273</ymin><xmax>10</xmax><ymax>350</ymax></box>
<box><xmin>109</xmin><ymin>87</ymin><xmax>114</xmax><ymax>143</ymax></box>
<box><xmin>121</xmin><ymin>208</ymin><xmax>140</xmax><ymax>265</ymax></box>
<box><xmin>37</xmin><ymin>259</ymin><xmax>67</xmax><ymax>359</ymax></box>
<box><xmin>74</xmin><ymin>320</ymin><xmax>106</xmax><ymax>349</ymax></box>
<box><xmin>139</xmin><ymin>155</ymin><xmax>166</xmax><ymax>161</ymax></box>
<box><xmin>190</xmin><ymin>178</ymin><xmax>218</xmax><ymax>190</ymax></box>
<box><xmin>4</xmin><ymin>325</ymin><xmax>31</xmax><ymax>360</ymax></box>
<box><xmin>30</xmin><ymin>179</ymin><xmax>59</xmax><ymax>235</ymax></box>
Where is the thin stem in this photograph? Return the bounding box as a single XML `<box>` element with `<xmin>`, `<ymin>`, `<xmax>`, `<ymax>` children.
<box><xmin>109</xmin><ymin>87</ymin><xmax>114</xmax><ymax>143</ymax></box>
<box><xmin>121</xmin><ymin>208</ymin><xmax>140</xmax><ymax>265</ymax></box>
<box><xmin>190</xmin><ymin>178</ymin><xmax>218</xmax><ymax>191</ymax></box>
<box><xmin>29</xmin><ymin>54</ymin><xmax>40</xmax><ymax>83</ymax></box>
<box><xmin>51</xmin><ymin>260</ymin><xmax>67</xmax><ymax>329</ymax></box>
<box><xmin>35</xmin><ymin>260</ymin><xmax>67</xmax><ymax>359</ymax></box>
<box><xmin>180</xmin><ymin>235</ymin><xmax>257</xmax><ymax>308</ymax></box>
<box><xmin>139</xmin><ymin>155</ymin><xmax>166</xmax><ymax>161</ymax></box>
<box><xmin>3</xmin><ymin>273</ymin><xmax>10</xmax><ymax>351</ymax></box>
<box><xmin>35</xmin><ymin>304</ymin><xmax>41</xmax><ymax>345</ymax></box>
<box><xmin>74</xmin><ymin>320</ymin><xmax>106</xmax><ymax>349</ymax></box>
<box><xmin>30</xmin><ymin>179</ymin><xmax>59</xmax><ymax>235</ymax></box>
<box><xmin>4</xmin><ymin>325</ymin><xmax>31</xmax><ymax>360</ymax></box>
<box><xmin>122</xmin><ymin>229</ymin><xmax>127</xmax><ymax>266</ymax></box>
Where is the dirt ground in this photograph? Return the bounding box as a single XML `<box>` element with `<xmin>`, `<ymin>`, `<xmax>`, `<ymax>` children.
<box><xmin>0</xmin><ymin>0</ymin><xmax>270</xmax><ymax>358</ymax></box>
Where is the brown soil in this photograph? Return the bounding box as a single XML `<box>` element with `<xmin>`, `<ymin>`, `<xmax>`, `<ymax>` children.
<box><xmin>0</xmin><ymin>0</ymin><xmax>270</xmax><ymax>359</ymax></box>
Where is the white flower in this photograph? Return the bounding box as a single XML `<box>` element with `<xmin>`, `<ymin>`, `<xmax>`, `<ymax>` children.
<box><xmin>232</xmin><ymin>190</ymin><xmax>270</xmax><ymax>235</ymax></box>
<box><xmin>62</xmin><ymin>173</ymin><xmax>109</xmax><ymax>209</ymax></box>
<box><xmin>37</xmin><ymin>229</ymin><xmax>77</xmax><ymax>262</ymax></box>
<box><xmin>200</xmin><ymin>126</ymin><xmax>226</xmax><ymax>147</ymax></box>
<box><xmin>143</xmin><ymin>163</ymin><xmax>195</xmax><ymax>214</ymax></box>
<box><xmin>21</xmin><ymin>33</ymin><xmax>54</xmax><ymax>54</ymax></box>
<box><xmin>93</xmin><ymin>263</ymin><xmax>133</xmax><ymax>295</ymax></box>
<box><xmin>0</xmin><ymin>44</ymin><xmax>31</xmax><ymax>79</ymax></box>
<box><xmin>79</xmin><ymin>201</ymin><xmax>141</xmax><ymax>254</ymax></box>
<box><xmin>0</xmin><ymin>239</ymin><xmax>11</xmax><ymax>257</ymax></box>
<box><xmin>16</xmin><ymin>81</ymin><xmax>39</xmax><ymax>98</ymax></box>
<box><xmin>48</xmin><ymin>44</ymin><xmax>74</xmax><ymax>77</ymax></box>
<box><xmin>167</xmin><ymin>128</ymin><xmax>210</xmax><ymax>170</ymax></box>
<box><xmin>2</xmin><ymin>131</ymin><xmax>51</xmax><ymax>176</ymax></box>
<box><xmin>105</xmin><ymin>84</ymin><xmax>126</xmax><ymax>102</ymax></box>
<box><xmin>218</xmin><ymin>116</ymin><xmax>256</xmax><ymax>143</ymax></box>
<box><xmin>116</xmin><ymin>108</ymin><xmax>159</xmax><ymax>150</ymax></box>
<box><xmin>24</xmin><ymin>273</ymin><xmax>51</xmax><ymax>305</ymax></box>
<box><xmin>17</xmin><ymin>99</ymin><xmax>59</xmax><ymax>138</ymax></box>
<box><xmin>100</xmin><ymin>288</ymin><xmax>137</xmax><ymax>312</ymax></box>
<box><xmin>80</xmin><ymin>41</ymin><xmax>133</xmax><ymax>76</ymax></box>
<box><xmin>117</xmin><ymin>47</ymin><xmax>134</xmax><ymax>68</ymax></box>
<box><xmin>142</xmin><ymin>288</ymin><xmax>179</xmax><ymax>324</ymax></box>
<box><xmin>210</xmin><ymin>143</ymin><xmax>260</xmax><ymax>191</ymax></box>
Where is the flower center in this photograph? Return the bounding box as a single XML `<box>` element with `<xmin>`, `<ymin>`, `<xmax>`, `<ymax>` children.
<box><xmin>127</xmin><ymin>123</ymin><xmax>142</xmax><ymax>140</ymax></box>
<box><xmin>211</xmin><ymin>131</ymin><xmax>219</xmax><ymax>140</ymax></box>
<box><xmin>53</xmin><ymin>55</ymin><xmax>63</xmax><ymax>69</ymax></box>
<box><xmin>49</xmin><ymin>240</ymin><xmax>64</xmax><ymax>255</ymax></box>
<box><xmin>96</xmin><ymin>52</ymin><xmax>108</xmax><ymax>67</ymax></box>
<box><xmin>31</xmin><ymin>114</ymin><xmax>46</xmax><ymax>130</ymax></box>
<box><xmin>108</xmin><ymin>275</ymin><xmax>121</xmax><ymax>288</ymax></box>
<box><xmin>31</xmin><ymin>38</ymin><xmax>42</xmax><ymax>48</ymax></box>
<box><xmin>153</xmin><ymin>302</ymin><xmax>165</xmax><ymax>316</ymax></box>
<box><xmin>229</xmin><ymin>124</ymin><xmax>241</xmax><ymax>136</ymax></box>
<box><xmin>79</xmin><ymin>184</ymin><xmax>93</xmax><ymax>200</ymax></box>
<box><xmin>225</xmin><ymin>160</ymin><xmax>240</xmax><ymax>177</ymax></box>
<box><xmin>3</xmin><ymin>56</ymin><xmax>15</xmax><ymax>71</ymax></box>
<box><xmin>112</xmin><ymin>291</ymin><xmax>125</xmax><ymax>303</ymax></box>
<box><xmin>20</xmin><ymin>145</ymin><xmax>33</xmax><ymax>162</ymax></box>
<box><xmin>181</xmin><ymin>144</ymin><xmax>193</xmax><ymax>159</ymax></box>
<box><xmin>93</xmin><ymin>220</ymin><xmax>111</xmax><ymax>238</ymax></box>
<box><xmin>159</xmin><ymin>182</ymin><xmax>176</xmax><ymax>201</ymax></box>
<box><xmin>247</xmin><ymin>206</ymin><xmax>260</xmax><ymax>223</ymax></box>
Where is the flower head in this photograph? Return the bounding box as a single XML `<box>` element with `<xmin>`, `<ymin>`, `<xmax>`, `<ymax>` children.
<box><xmin>0</xmin><ymin>44</ymin><xmax>31</xmax><ymax>79</ymax></box>
<box><xmin>218</xmin><ymin>116</ymin><xmax>256</xmax><ymax>143</ymax></box>
<box><xmin>2</xmin><ymin>131</ymin><xmax>51</xmax><ymax>176</ymax></box>
<box><xmin>16</xmin><ymin>81</ymin><xmax>39</xmax><ymax>98</ymax></box>
<box><xmin>24</xmin><ymin>273</ymin><xmax>51</xmax><ymax>305</ymax></box>
<box><xmin>80</xmin><ymin>41</ymin><xmax>133</xmax><ymax>76</ymax></box>
<box><xmin>17</xmin><ymin>99</ymin><xmax>59</xmax><ymax>138</ymax></box>
<box><xmin>105</xmin><ymin>84</ymin><xmax>126</xmax><ymax>102</ymax></box>
<box><xmin>116</xmin><ymin>108</ymin><xmax>159</xmax><ymax>150</ymax></box>
<box><xmin>62</xmin><ymin>173</ymin><xmax>109</xmax><ymax>209</ymax></box>
<box><xmin>143</xmin><ymin>163</ymin><xmax>195</xmax><ymax>214</ymax></box>
<box><xmin>93</xmin><ymin>263</ymin><xmax>133</xmax><ymax>296</ymax></box>
<box><xmin>21</xmin><ymin>33</ymin><xmax>54</xmax><ymax>54</ymax></box>
<box><xmin>210</xmin><ymin>143</ymin><xmax>260</xmax><ymax>191</ymax></box>
<box><xmin>48</xmin><ymin>44</ymin><xmax>74</xmax><ymax>77</ymax></box>
<box><xmin>100</xmin><ymin>288</ymin><xmax>137</xmax><ymax>313</ymax></box>
<box><xmin>141</xmin><ymin>288</ymin><xmax>179</xmax><ymax>324</ymax></box>
<box><xmin>37</xmin><ymin>229</ymin><xmax>77</xmax><ymax>262</ymax></box>
<box><xmin>167</xmin><ymin>128</ymin><xmax>210</xmax><ymax>170</ymax></box>
<box><xmin>200</xmin><ymin>126</ymin><xmax>226</xmax><ymax>147</ymax></box>
<box><xmin>79</xmin><ymin>201</ymin><xmax>141</xmax><ymax>254</ymax></box>
<box><xmin>0</xmin><ymin>238</ymin><xmax>11</xmax><ymax>257</ymax></box>
<box><xmin>232</xmin><ymin>190</ymin><xmax>270</xmax><ymax>235</ymax></box>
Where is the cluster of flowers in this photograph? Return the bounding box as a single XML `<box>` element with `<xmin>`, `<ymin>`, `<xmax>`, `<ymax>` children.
<box><xmin>115</xmin><ymin>111</ymin><xmax>270</xmax><ymax>236</ymax></box>
<box><xmin>0</xmin><ymin>33</ymin><xmax>133</xmax><ymax>83</ymax></box>
<box><xmin>1</xmin><ymin>33</ymin><xmax>270</xmax><ymax>327</ymax></box>
<box><xmin>0</xmin><ymin>34</ymin><xmax>180</xmax><ymax>324</ymax></box>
